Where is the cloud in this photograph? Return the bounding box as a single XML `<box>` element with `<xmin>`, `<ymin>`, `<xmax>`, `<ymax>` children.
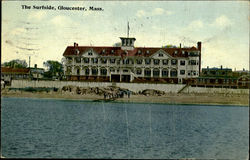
<box><xmin>165</xmin><ymin>10</ymin><xmax>174</xmax><ymax>16</ymax></box>
<box><xmin>28</xmin><ymin>11</ymin><xmax>47</xmax><ymax>21</ymax></box>
<box><xmin>188</xmin><ymin>20</ymin><xmax>204</xmax><ymax>29</ymax></box>
<box><xmin>10</xmin><ymin>27</ymin><xmax>26</xmax><ymax>36</ymax></box>
<box><xmin>181</xmin><ymin>20</ymin><xmax>204</xmax><ymax>34</ymax></box>
<box><xmin>136</xmin><ymin>8</ymin><xmax>173</xmax><ymax>18</ymax></box>
<box><xmin>152</xmin><ymin>8</ymin><xmax>164</xmax><ymax>15</ymax></box>
<box><xmin>136</xmin><ymin>10</ymin><xmax>146</xmax><ymax>18</ymax></box>
<box><xmin>212</xmin><ymin>15</ymin><xmax>232</xmax><ymax>27</ymax></box>
<box><xmin>50</xmin><ymin>15</ymin><xmax>73</xmax><ymax>27</ymax></box>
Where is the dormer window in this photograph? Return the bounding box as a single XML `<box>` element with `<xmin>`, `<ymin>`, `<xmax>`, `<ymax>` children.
<box><xmin>174</xmin><ymin>51</ymin><xmax>178</xmax><ymax>55</ymax></box>
<box><xmin>138</xmin><ymin>50</ymin><xmax>141</xmax><ymax>54</ymax></box>
<box><xmin>146</xmin><ymin>50</ymin><xmax>150</xmax><ymax>54</ymax></box>
<box><xmin>75</xmin><ymin>49</ymin><xmax>79</xmax><ymax>55</ymax></box>
<box><xmin>182</xmin><ymin>51</ymin><xmax>185</xmax><ymax>54</ymax></box>
<box><xmin>88</xmin><ymin>51</ymin><xmax>93</xmax><ymax>56</ymax></box>
<box><xmin>102</xmin><ymin>49</ymin><xmax>105</xmax><ymax>54</ymax></box>
<box><xmin>111</xmin><ymin>50</ymin><xmax>114</xmax><ymax>54</ymax></box>
<box><xmin>159</xmin><ymin>53</ymin><xmax>163</xmax><ymax>57</ymax></box>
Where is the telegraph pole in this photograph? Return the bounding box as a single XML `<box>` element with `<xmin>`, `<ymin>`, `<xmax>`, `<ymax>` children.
<box><xmin>29</xmin><ymin>56</ymin><xmax>31</xmax><ymax>80</ymax></box>
<box><xmin>29</xmin><ymin>56</ymin><xmax>30</xmax><ymax>68</ymax></box>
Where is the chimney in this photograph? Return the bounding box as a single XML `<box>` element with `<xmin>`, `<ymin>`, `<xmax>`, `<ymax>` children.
<box><xmin>221</xmin><ymin>65</ymin><xmax>223</xmax><ymax>69</ymax></box>
<box><xmin>74</xmin><ymin>42</ymin><xmax>78</xmax><ymax>47</ymax></box>
<box><xmin>197</xmin><ymin>42</ymin><xmax>201</xmax><ymax>51</ymax></box>
<box><xmin>197</xmin><ymin>41</ymin><xmax>202</xmax><ymax>74</ymax></box>
<box><xmin>34</xmin><ymin>64</ymin><xmax>37</xmax><ymax>69</ymax></box>
<box><xmin>180</xmin><ymin>43</ymin><xmax>181</xmax><ymax>48</ymax></box>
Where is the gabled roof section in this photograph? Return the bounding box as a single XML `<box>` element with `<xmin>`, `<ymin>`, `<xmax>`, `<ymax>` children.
<box><xmin>63</xmin><ymin>45</ymin><xmax>199</xmax><ymax>58</ymax></box>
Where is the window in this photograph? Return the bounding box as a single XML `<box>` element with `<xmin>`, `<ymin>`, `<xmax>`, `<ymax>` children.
<box><xmin>171</xmin><ymin>59</ymin><xmax>177</xmax><ymax>65</ymax></box>
<box><xmin>162</xmin><ymin>59</ymin><xmax>168</xmax><ymax>65</ymax></box>
<box><xmin>145</xmin><ymin>59</ymin><xmax>151</xmax><ymax>65</ymax></box>
<box><xmin>193</xmin><ymin>71</ymin><xmax>196</xmax><ymax>76</ymax></box>
<box><xmin>153</xmin><ymin>69</ymin><xmax>160</xmax><ymax>77</ymax></box>
<box><xmin>189</xmin><ymin>60</ymin><xmax>196</xmax><ymax>65</ymax></box>
<box><xmin>180</xmin><ymin>60</ymin><xmax>185</xmax><ymax>66</ymax></box>
<box><xmin>189</xmin><ymin>52</ymin><xmax>199</xmax><ymax>57</ymax></box>
<box><xmin>75</xmin><ymin>57</ymin><xmax>81</xmax><ymax>63</ymax></box>
<box><xmin>110</xmin><ymin>68</ymin><xmax>115</xmax><ymax>72</ymax></box>
<box><xmin>123</xmin><ymin>69</ymin><xmax>129</xmax><ymax>73</ymax></box>
<box><xmin>136</xmin><ymin>69</ymin><xmax>142</xmax><ymax>75</ymax></box>
<box><xmin>170</xmin><ymin>69</ymin><xmax>177</xmax><ymax>77</ymax></box>
<box><xmin>76</xmin><ymin>68</ymin><xmax>80</xmax><ymax>75</ymax></box>
<box><xmin>188</xmin><ymin>70</ymin><xmax>197</xmax><ymax>76</ymax></box>
<box><xmin>136</xmin><ymin>59</ymin><xmax>142</xmax><ymax>64</ymax></box>
<box><xmin>144</xmin><ymin>69</ymin><xmax>151</xmax><ymax>77</ymax></box>
<box><xmin>88</xmin><ymin>51</ymin><xmax>93</xmax><ymax>56</ymax></box>
<box><xmin>123</xmin><ymin>59</ymin><xmax>130</xmax><ymax>64</ymax></box>
<box><xmin>84</xmin><ymin>58</ymin><xmax>89</xmax><ymax>63</ymax></box>
<box><xmin>110</xmin><ymin>58</ymin><xmax>115</xmax><ymax>64</ymax></box>
<box><xmin>100</xmin><ymin>68</ymin><xmax>107</xmax><ymax>76</ymax></box>
<box><xmin>101</xmin><ymin>58</ymin><xmax>107</xmax><ymax>64</ymax></box>
<box><xmin>85</xmin><ymin>68</ymin><xmax>89</xmax><ymax>75</ymax></box>
<box><xmin>162</xmin><ymin>70</ymin><xmax>168</xmax><ymax>77</ymax></box>
<box><xmin>116</xmin><ymin>60</ymin><xmax>120</xmax><ymax>65</ymax></box>
<box><xmin>153</xmin><ymin>59</ymin><xmax>160</xmax><ymax>65</ymax></box>
<box><xmin>92</xmin><ymin>58</ymin><xmax>98</xmax><ymax>64</ymax></box>
<box><xmin>180</xmin><ymin>70</ymin><xmax>185</xmax><ymax>75</ymax></box>
<box><xmin>159</xmin><ymin>53</ymin><xmax>163</xmax><ymax>57</ymax></box>
<box><xmin>92</xmin><ymin>68</ymin><xmax>98</xmax><ymax>75</ymax></box>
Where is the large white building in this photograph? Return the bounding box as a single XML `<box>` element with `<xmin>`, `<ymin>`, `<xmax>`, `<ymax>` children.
<box><xmin>63</xmin><ymin>36</ymin><xmax>201</xmax><ymax>84</ymax></box>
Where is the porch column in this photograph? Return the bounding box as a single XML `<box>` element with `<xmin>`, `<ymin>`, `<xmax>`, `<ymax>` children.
<box><xmin>159</xmin><ymin>68</ymin><xmax>162</xmax><ymax>78</ymax></box>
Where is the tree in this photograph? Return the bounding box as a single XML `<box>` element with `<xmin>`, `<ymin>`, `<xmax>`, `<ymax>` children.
<box><xmin>43</xmin><ymin>60</ymin><xmax>63</xmax><ymax>79</ymax></box>
<box><xmin>3</xmin><ymin>59</ymin><xmax>28</xmax><ymax>68</ymax></box>
<box><xmin>113</xmin><ymin>42</ymin><xmax>121</xmax><ymax>47</ymax></box>
<box><xmin>162</xmin><ymin>44</ymin><xmax>177</xmax><ymax>48</ymax></box>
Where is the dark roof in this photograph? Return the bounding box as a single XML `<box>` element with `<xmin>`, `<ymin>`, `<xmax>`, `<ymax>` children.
<box><xmin>63</xmin><ymin>46</ymin><xmax>199</xmax><ymax>58</ymax></box>
<box><xmin>1</xmin><ymin>67</ymin><xmax>30</xmax><ymax>74</ymax></box>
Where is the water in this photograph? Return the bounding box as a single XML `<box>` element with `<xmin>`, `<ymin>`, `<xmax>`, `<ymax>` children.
<box><xmin>1</xmin><ymin>97</ymin><xmax>249</xmax><ymax>159</ymax></box>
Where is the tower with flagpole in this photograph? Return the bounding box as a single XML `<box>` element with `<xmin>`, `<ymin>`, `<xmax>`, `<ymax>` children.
<box><xmin>120</xmin><ymin>21</ymin><xmax>136</xmax><ymax>51</ymax></box>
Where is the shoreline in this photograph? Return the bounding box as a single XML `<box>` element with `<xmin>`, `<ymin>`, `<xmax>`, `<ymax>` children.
<box><xmin>1</xmin><ymin>90</ymin><xmax>249</xmax><ymax>107</ymax></box>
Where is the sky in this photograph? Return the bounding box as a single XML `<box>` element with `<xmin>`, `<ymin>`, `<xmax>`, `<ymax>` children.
<box><xmin>2</xmin><ymin>1</ymin><xmax>249</xmax><ymax>71</ymax></box>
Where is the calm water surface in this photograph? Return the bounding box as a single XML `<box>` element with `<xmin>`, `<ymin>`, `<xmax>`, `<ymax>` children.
<box><xmin>1</xmin><ymin>97</ymin><xmax>249</xmax><ymax>159</ymax></box>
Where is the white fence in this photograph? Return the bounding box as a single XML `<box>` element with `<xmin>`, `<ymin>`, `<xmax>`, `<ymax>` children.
<box><xmin>11</xmin><ymin>80</ymin><xmax>184</xmax><ymax>93</ymax></box>
<box><xmin>11</xmin><ymin>80</ymin><xmax>249</xmax><ymax>94</ymax></box>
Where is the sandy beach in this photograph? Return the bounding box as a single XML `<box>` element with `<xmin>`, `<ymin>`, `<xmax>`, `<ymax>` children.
<box><xmin>1</xmin><ymin>88</ymin><xmax>249</xmax><ymax>106</ymax></box>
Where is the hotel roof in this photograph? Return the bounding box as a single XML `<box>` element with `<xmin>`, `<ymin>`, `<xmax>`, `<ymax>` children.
<box><xmin>63</xmin><ymin>46</ymin><xmax>200</xmax><ymax>58</ymax></box>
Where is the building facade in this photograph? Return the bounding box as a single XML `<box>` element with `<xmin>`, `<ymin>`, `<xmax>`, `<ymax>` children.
<box><xmin>1</xmin><ymin>67</ymin><xmax>30</xmax><ymax>85</ymax></box>
<box><xmin>193</xmin><ymin>66</ymin><xmax>250</xmax><ymax>89</ymax></box>
<box><xmin>63</xmin><ymin>37</ymin><xmax>201</xmax><ymax>84</ymax></box>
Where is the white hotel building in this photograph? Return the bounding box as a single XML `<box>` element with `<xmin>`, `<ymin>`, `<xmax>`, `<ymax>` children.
<box><xmin>63</xmin><ymin>37</ymin><xmax>201</xmax><ymax>84</ymax></box>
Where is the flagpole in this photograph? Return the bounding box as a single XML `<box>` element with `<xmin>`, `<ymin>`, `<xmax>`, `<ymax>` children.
<box><xmin>127</xmin><ymin>21</ymin><xmax>129</xmax><ymax>38</ymax></box>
